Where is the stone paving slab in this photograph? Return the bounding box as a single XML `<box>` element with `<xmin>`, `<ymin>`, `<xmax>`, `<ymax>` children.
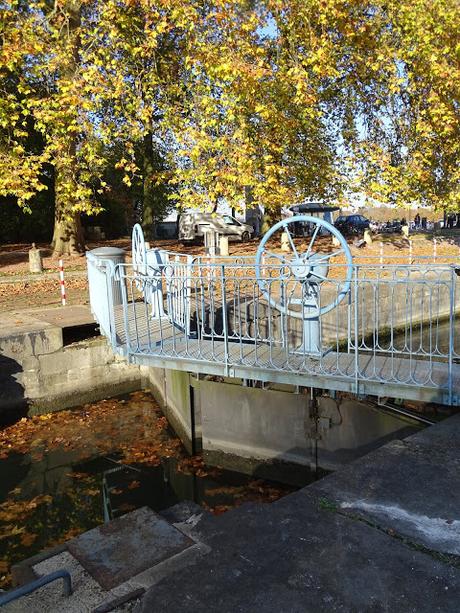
<box><xmin>137</xmin><ymin>491</ymin><xmax>460</xmax><ymax>613</ymax></box>
<box><xmin>68</xmin><ymin>507</ymin><xmax>193</xmax><ymax>590</ymax></box>
<box><xmin>309</xmin><ymin>433</ymin><xmax>460</xmax><ymax>556</ymax></box>
<box><xmin>0</xmin><ymin>311</ymin><xmax>56</xmax><ymax>336</ymax></box>
<box><xmin>27</xmin><ymin>305</ymin><xmax>94</xmax><ymax>328</ymax></box>
<box><xmin>2</xmin><ymin>551</ymin><xmax>140</xmax><ymax>613</ymax></box>
<box><xmin>0</xmin><ymin>306</ymin><xmax>94</xmax><ymax>337</ymax></box>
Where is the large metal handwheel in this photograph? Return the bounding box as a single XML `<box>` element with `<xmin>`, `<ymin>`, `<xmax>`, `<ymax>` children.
<box><xmin>132</xmin><ymin>223</ymin><xmax>147</xmax><ymax>275</ymax></box>
<box><xmin>255</xmin><ymin>215</ymin><xmax>353</xmax><ymax>319</ymax></box>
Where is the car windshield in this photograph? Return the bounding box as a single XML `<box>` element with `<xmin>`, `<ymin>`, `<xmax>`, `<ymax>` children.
<box><xmin>222</xmin><ymin>215</ymin><xmax>238</xmax><ymax>225</ymax></box>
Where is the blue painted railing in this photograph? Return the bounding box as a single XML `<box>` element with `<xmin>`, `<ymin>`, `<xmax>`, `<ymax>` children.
<box><xmin>0</xmin><ymin>570</ymin><xmax>72</xmax><ymax>607</ymax></box>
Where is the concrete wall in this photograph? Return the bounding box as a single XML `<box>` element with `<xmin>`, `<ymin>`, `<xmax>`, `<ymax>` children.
<box><xmin>315</xmin><ymin>396</ymin><xmax>418</xmax><ymax>471</ymax></box>
<box><xmin>141</xmin><ymin>367</ymin><xmax>420</xmax><ymax>481</ymax></box>
<box><xmin>199</xmin><ymin>380</ymin><xmax>312</xmax><ymax>466</ymax></box>
<box><xmin>22</xmin><ymin>338</ymin><xmax>142</xmax><ymax>413</ymax></box>
<box><xmin>141</xmin><ymin>367</ymin><xmax>195</xmax><ymax>454</ymax></box>
<box><xmin>0</xmin><ymin>323</ymin><xmax>142</xmax><ymax>415</ymax></box>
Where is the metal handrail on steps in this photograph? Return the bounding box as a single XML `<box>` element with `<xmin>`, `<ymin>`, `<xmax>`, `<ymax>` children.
<box><xmin>0</xmin><ymin>570</ymin><xmax>72</xmax><ymax>607</ymax></box>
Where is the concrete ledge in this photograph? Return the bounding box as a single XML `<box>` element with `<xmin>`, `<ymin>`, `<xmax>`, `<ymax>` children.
<box><xmin>310</xmin><ymin>413</ymin><xmax>460</xmax><ymax>557</ymax></box>
<box><xmin>0</xmin><ymin>307</ymin><xmax>143</xmax><ymax>415</ymax></box>
<box><xmin>203</xmin><ymin>448</ymin><xmax>319</xmax><ymax>487</ymax></box>
<box><xmin>137</xmin><ymin>414</ymin><xmax>460</xmax><ymax>612</ymax></box>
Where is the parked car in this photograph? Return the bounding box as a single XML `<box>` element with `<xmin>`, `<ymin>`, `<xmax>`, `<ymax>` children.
<box><xmin>178</xmin><ymin>211</ymin><xmax>253</xmax><ymax>243</ymax></box>
<box><xmin>334</xmin><ymin>215</ymin><xmax>376</xmax><ymax>235</ymax></box>
<box><xmin>378</xmin><ymin>220</ymin><xmax>402</xmax><ymax>234</ymax></box>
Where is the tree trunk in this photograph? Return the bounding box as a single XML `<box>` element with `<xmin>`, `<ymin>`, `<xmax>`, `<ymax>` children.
<box><xmin>51</xmin><ymin>157</ymin><xmax>85</xmax><ymax>254</ymax></box>
<box><xmin>51</xmin><ymin>209</ymin><xmax>84</xmax><ymax>255</ymax></box>
<box><xmin>262</xmin><ymin>205</ymin><xmax>281</xmax><ymax>234</ymax></box>
<box><xmin>142</xmin><ymin>131</ymin><xmax>155</xmax><ymax>240</ymax></box>
<box><xmin>50</xmin><ymin>1</ymin><xmax>84</xmax><ymax>256</ymax></box>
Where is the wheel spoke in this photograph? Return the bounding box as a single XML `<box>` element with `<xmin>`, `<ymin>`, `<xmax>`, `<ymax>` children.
<box><xmin>284</xmin><ymin>226</ymin><xmax>299</xmax><ymax>258</ymax></box>
<box><xmin>313</xmin><ymin>248</ymin><xmax>345</xmax><ymax>263</ymax></box>
<box><xmin>310</xmin><ymin>271</ymin><xmax>328</xmax><ymax>282</ymax></box>
<box><xmin>262</xmin><ymin>250</ymin><xmax>286</xmax><ymax>263</ymax></box>
<box><xmin>305</xmin><ymin>224</ymin><xmax>320</xmax><ymax>257</ymax></box>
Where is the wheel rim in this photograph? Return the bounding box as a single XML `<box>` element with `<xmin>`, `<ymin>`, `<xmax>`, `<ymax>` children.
<box><xmin>255</xmin><ymin>215</ymin><xmax>353</xmax><ymax>319</ymax></box>
<box><xmin>132</xmin><ymin>223</ymin><xmax>147</xmax><ymax>275</ymax></box>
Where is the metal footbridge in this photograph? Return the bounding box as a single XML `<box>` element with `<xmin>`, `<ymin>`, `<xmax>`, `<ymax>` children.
<box><xmin>87</xmin><ymin>216</ymin><xmax>460</xmax><ymax>406</ymax></box>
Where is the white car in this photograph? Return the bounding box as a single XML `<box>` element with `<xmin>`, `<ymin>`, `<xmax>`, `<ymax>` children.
<box><xmin>178</xmin><ymin>212</ymin><xmax>253</xmax><ymax>243</ymax></box>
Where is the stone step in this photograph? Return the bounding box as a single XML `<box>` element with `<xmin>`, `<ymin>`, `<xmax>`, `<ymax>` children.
<box><xmin>6</xmin><ymin>504</ymin><xmax>212</xmax><ymax>613</ymax></box>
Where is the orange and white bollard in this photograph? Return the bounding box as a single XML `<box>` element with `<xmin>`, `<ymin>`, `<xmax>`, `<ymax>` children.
<box><xmin>59</xmin><ymin>259</ymin><xmax>66</xmax><ymax>306</ymax></box>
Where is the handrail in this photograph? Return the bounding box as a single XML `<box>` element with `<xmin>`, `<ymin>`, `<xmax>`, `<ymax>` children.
<box><xmin>0</xmin><ymin>570</ymin><xmax>72</xmax><ymax>607</ymax></box>
<box><xmin>86</xmin><ymin>246</ymin><xmax>460</xmax><ymax>405</ymax></box>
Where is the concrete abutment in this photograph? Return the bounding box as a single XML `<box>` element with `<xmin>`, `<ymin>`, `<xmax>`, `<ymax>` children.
<box><xmin>0</xmin><ymin>306</ymin><xmax>420</xmax><ymax>476</ymax></box>
<box><xmin>141</xmin><ymin>366</ymin><xmax>420</xmax><ymax>477</ymax></box>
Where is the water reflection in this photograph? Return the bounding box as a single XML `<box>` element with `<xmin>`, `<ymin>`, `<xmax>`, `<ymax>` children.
<box><xmin>0</xmin><ymin>391</ymin><xmax>300</xmax><ymax>588</ymax></box>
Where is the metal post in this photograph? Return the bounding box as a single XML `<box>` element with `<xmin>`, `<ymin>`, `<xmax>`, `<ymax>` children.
<box><xmin>353</xmin><ymin>265</ymin><xmax>360</xmax><ymax>393</ymax></box>
<box><xmin>448</xmin><ymin>267</ymin><xmax>455</xmax><ymax>405</ymax></box>
<box><xmin>220</xmin><ymin>264</ymin><xmax>229</xmax><ymax>373</ymax></box>
<box><xmin>59</xmin><ymin>259</ymin><xmax>66</xmax><ymax>306</ymax></box>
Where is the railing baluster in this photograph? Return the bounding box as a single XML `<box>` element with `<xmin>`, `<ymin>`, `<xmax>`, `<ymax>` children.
<box><xmin>87</xmin><ymin>248</ymin><xmax>458</xmax><ymax>406</ymax></box>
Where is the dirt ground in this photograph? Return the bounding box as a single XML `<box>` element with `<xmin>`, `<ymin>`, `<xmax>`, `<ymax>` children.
<box><xmin>0</xmin><ymin>231</ymin><xmax>459</xmax><ymax>312</ymax></box>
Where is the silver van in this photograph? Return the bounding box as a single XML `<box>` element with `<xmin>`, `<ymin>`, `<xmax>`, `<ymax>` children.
<box><xmin>178</xmin><ymin>211</ymin><xmax>253</xmax><ymax>243</ymax></box>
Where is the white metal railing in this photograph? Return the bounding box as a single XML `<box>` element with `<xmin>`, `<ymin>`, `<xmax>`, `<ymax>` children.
<box><xmin>87</xmin><ymin>249</ymin><xmax>460</xmax><ymax>405</ymax></box>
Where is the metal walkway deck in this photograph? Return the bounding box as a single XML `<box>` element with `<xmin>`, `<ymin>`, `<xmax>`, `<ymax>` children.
<box><xmin>112</xmin><ymin>303</ymin><xmax>460</xmax><ymax>405</ymax></box>
<box><xmin>87</xmin><ymin>219</ymin><xmax>460</xmax><ymax>406</ymax></box>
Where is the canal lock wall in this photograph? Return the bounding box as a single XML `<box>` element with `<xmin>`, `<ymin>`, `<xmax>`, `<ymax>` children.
<box><xmin>0</xmin><ymin>311</ymin><xmax>142</xmax><ymax>416</ymax></box>
<box><xmin>0</xmin><ymin>307</ymin><xmax>420</xmax><ymax>479</ymax></box>
<box><xmin>141</xmin><ymin>367</ymin><xmax>419</xmax><ymax>482</ymax></box>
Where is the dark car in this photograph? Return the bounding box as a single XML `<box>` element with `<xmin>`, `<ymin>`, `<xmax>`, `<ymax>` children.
<box><xmin>378</xmin><ymin>220</ymin><xmax>402</xmax><ymax>234</ymax></box>
<box><xmin>334</xmin><ymin>214</ymin><xmax>374</xmax><ymax>235</ymax></box>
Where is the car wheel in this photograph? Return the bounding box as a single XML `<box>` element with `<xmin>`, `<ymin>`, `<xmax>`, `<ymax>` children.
<box><xmin>242</xmin><ymin>231</ymin><xmax>250</xmax><ymax>242</ymax></box>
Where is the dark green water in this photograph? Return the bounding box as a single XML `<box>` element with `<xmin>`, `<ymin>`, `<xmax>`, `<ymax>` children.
<box><xmin>0</xmin><ymin>391</ymin><xmax>306</xmax><ymax>588</ymax></box>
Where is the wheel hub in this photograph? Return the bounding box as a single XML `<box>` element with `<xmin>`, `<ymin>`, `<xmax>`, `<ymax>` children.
<box><xmin>291</xmin><ymin>259</ymin><xmax>311</xmax><ymax>279</ymax></box>
<box><xmin>255</xmin><ymin>214</ymin><xmax>353</xmax><ymax>320</ymax></box>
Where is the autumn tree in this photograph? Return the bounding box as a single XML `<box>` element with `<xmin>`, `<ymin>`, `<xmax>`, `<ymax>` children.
<box><xmin>1</xmin><ymin>0</ymin><xmax>458</xmax><ymax>254</ymax></box>
<box><xmin>265</xmin><ymin>0</ymin><xmax>460</xmax><ymax>210</ymax></box>
<box><xmin>0</xmin><ymin>1</ymin><xmax>107</xmax><ymax>254</ymax></box>
<box><xmin>86</xmin><ymin>0</ymin><xmax>193</xmax><ymax>240</ymax></box>
<box><xmin>165</xmin><ymin>0</ymin><xmax>459</xmax><ymax>215</ymax></box>
<box><xmin>163</xmin><ymin>2</ymin><xmax>342</xmax><ymax>218</ymax></box>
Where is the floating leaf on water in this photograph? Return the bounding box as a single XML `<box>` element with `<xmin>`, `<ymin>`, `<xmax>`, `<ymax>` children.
<box><xmin>127</xmin><ymin>480</ymin><xmax>141</xmax><ymax>490</ymax></box>
<box><xmin>0</xmin><ymin>525</ymin><xmax>26</xmax><ymax>539</ymax></box>
<box><xmin>83</xmin><ymin>489</ymin><xmax>100</xmax><ymax>497</ymax></box>
<box><xmin>20</xmin><ymin>532</ymin><xmax>37</xmax><ymax>546</ymax></box>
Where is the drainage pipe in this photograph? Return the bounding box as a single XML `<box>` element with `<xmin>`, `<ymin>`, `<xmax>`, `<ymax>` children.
<box><xmin>372</xmin><ymin>399</ymin><xmax>436</xmax><ymax>426</ymax></box>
